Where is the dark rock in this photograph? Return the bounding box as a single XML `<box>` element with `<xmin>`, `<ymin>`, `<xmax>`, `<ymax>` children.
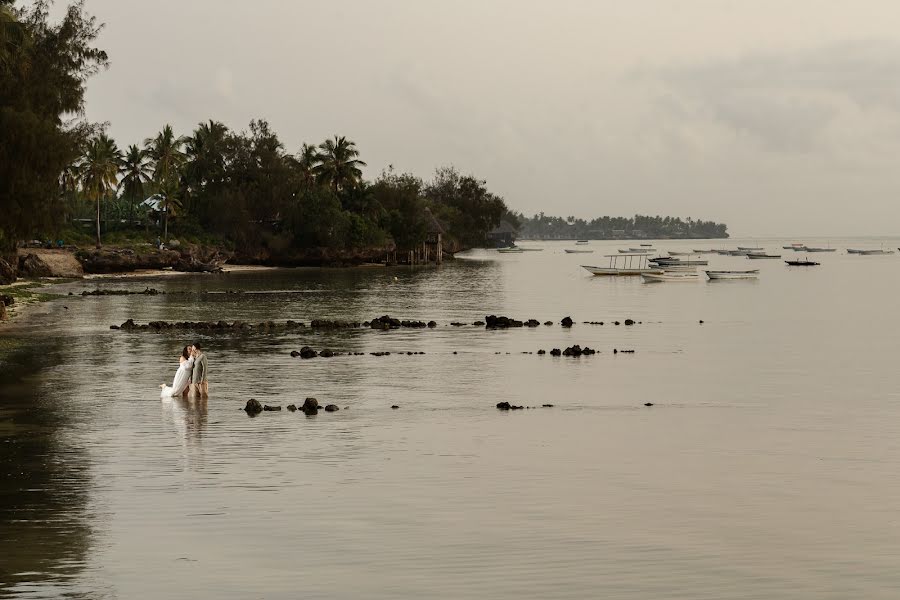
<box><xmin>485</xmin><ymin>315</ymin><xmax>524</xmax><ymax>328</ymax></box>
<box><xmin>320</xmin><ymin>349</ymin><xmax>335</xmax><ymax>358</ymax></box>
<box><xmin>624</xmin><ymin>319</ymin><xmax>635</xmax><ymax>326</ymax></box>
<box><xmin>391</xmin><ymin>405</ymin><xmax>400</xmax><ymax>409</ymax></box>
<box><xmin>427</xmin><ymin>321</ymin><xmax>437</xmax><ymax>328</ymax></box>
<box><xmin>0</xmin><ymin>257</ymin><xmax>16</xmax><ymax>285</ymax></box>
<box><xmin>544</xmin><ymin>321</ymin><xmax>553</xmax><ymax>326</ymax></box>
<box><xmin>524</xmin><ymin>319</ymin><xmax>541</xmax><ymax>327</ymax></box>
<box><xmin>370</xmin><ymin>315</ymin><xmax>402</xmax><ymax>329</ymax></box>
<box><xmin>109</xmin><ymin>325</ymin><xmax>119</xmax><ymax>330</ymax></box>
<box><xmin>473</xmin><ymin>321</ymin><xmax>485</xmax><ymax>326</ymax></box>
<box><xmin>299</xmin><ymin>346</ymin><xmax>318</xmax><ymax>359</ymax></box>
<box><xmin>301</xmin><ymin>398</ymin><xmax>319</xmax><ymax>414</ymax></box>
<box><xmin>542</xmin><ymin>404</ymin><xmax>554</xmax><ymax>408</ymax></box>
<box><xmin>561</xmin><ymin>316</ymin><xmax>573</xmax><ymax>328</ymax></box>
<box><xmin>511</xmin><ymin>405</ymin><xmax>525</xmax><ymax>410</ymax></box>
<box><xmin>644</xmin><ymin>403</ymin><xmax>654</xmax><ymax>407</ymax></box>
<box><xmin>537</xmin><ymin>349</ymin><xmax>546</xmax><ymax>355</ymax></box>
<box><xmin>263</xmin><ymin>405</ymin><xmax>282</xmax><ymax>411</ymax></box>
<box><xmin>550</xmin><ymin>348</ymin><xmax>562</xmax><ymax>356</ymax></box>
<box><xmin>245</xmin><ymin>399</ymin><xmax>263</xmax><ymax>415</ymax></box>
<box><xmin>287</xmin><ymin>404</ymin><xmax>297</xmax><ymax>412</ymax></box>
<box><xmin>324</xmin><ymin>405</ymin><xmax>339</xmax><ymax>412</ymax></box>
<box><xmin>699</xmin><ymin>320</ymin><xmax>704</xmax><ymax>324</ymax></box>
<box><xmin>614</xmin><ymin>321</ymin><xmax>620</xmax><ymax>326</ymax></box>
<box><xmin>496</xmin><ymin>402</ymin><xmax>511</xmax><ymax>410</ymax></box>
<box><xmin>451</xmin><ymin>322</ymin><xmax>466</xmax><ymax>327</ymax></box>
<box><xmin>290</xmin><ymin>350</ymin><xmax>301</xmax><ymax>358</ymax></box>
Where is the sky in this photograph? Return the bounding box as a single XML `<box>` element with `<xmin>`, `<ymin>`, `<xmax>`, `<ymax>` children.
<box><xmin>64</xmin><ymin>0</ymin><xmax>900</xmax><ymax>236</ymax></box>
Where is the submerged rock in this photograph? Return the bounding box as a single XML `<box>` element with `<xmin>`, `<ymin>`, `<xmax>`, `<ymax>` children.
<box><xmin>287</xmin><ymin>404</ymin><xmax>297</xmax><ymax>412</ymax></box>
<box><xmin>324</xmin><ymin>404</ymin><xmax>340</xmax><ymax>412</ymax></box>
<box><xmin>485</xmin><ymin>315</ymin><xmax>524</xmax><ymax>328</ymax></box>
<box><xmin>245</xmin><ymin>399</ymin><xmax>263</xmax><ymax>415</ymax></box>
<box><xmin>299</xmin><ymin>346</ymin><xmax>318</xmax><ymax>359</ymax></box>
<box><xmin>624</xmin><ymin>319</ymin><xmax>635</xmax><ymax>326</ymax></box>
<box><xmin>301</xmin><ymin>398</ymin><xmax>319</xmax><ymax>414</ymax></box>
<box><xmin>263</xmin><ymin>404</ymin><xmax>282</xmax><ymax>411</ymax></box>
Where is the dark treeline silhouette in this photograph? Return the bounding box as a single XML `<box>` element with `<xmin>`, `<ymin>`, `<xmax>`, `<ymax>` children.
<box><xmin>0</xmin><ymin>2</ymin><xmax>510</xmax><ymax>259</ymax></box>
<box><xmin>514</xmin><ymin>212</ymin><xmax>729</xmax><ymax>240</ymax></box>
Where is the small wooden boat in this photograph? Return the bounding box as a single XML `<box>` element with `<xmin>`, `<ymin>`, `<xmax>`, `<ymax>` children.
<box><xmin>847</xmin><ymin>249</ymin><xmax>863</xmax><ymax>254</ymax></box>
<box><xmin>564</xmin><ymin>249</ymin><xmax>594</xmax><ymax>254</ymax></box>
<box><xmin>705</xmin><ymin>270</ymin><xmax>759</xmax><ymax>280</ymax></box>
<box><xmin>497</xmin><ymin>247</ymin><xmax>524</xmax><ymax>254</ymax></box>
<box><xmin>859</xmin><ymin>249</ymin><xmax>895</xmax><ymax>255</ymax></box>
<box><xmin>803</xmin><ymin>247</ymin><xmax>836</xmax><ymax>253</ymax></box>
<box><xmin>785</xmin><ymin>259</ymin><xmax>820</xmax><ymax>266</ymax></box>
<box><xmin>629</xmin><ymin>247</ymin><xmax>653</xmax><ymax>252</ymax></box>
<box><xmin>582</xmin><ymin>255</ymin><xmax>663</xmax><ymax>276</ymax></box>
<box><xmin>517</xmin><ymin>247</ymin><xmax>544</xmax><ymax>252</ymax></box>
<box><xmin>692</xmin><ymin>249</ymin><xmax>715</xmax><ymax>254</ymax></box>
<box><xmin>737</xmin><ymin>246</ymin><xmax>764</xmax><ymax>251</ymax></box>
<box><xmin>641</xmin><ymin>272</ymin><xmax>699</xmax><ymax>283</ymax></box>
<box><xmin>746</xmin><ymin>253</ymin><xmax>782</xmax><ymax>259</ymax></box>
<box><xmin>639</xmin><ymin>243</ymin><xmax>653</xmax><ymax>247</ymax></box>
<box><xmin>575</xmin><ymin>240</ymin><xmax>590</xmax><ymax>245</ymax></box>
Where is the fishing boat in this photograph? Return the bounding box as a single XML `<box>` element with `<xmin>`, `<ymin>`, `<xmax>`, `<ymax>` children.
<box><xmin>783</xmin><ymin>243</ymin><xmax>806</xmax><ymax>250</ymax></box>
<box><xmin>847</xmin><ymin>249</ymin><xmax>863</xmax><ymax>254</ymax></box>
<box><xmin>728</xmin><ymin>250</ymin><xmax>750</xmax><ymax>256</ymax></box>
<box><xmin>692</xmin><ymin>249</ymin><xmax>715</xmax><ymax>254</ymax></box>
<box><xmin>517</xmin><ymin>247</ymin><xmax>544</xmax><ymax>252</ymax></box>
<box><xmin>575</xmin><ymin>240</ymin><xmax>590</xmax><ymax>245</ymax></box>
<box><xmin>668</xmin><ymin>251</ymin><xmax>694</xmax><ymax>256</ymax></box>
<box><xmin>737</xmin><ymin>246</ymin><xmax>764</xmax><ymax>251</ymax></box>
<box><xmin>564</xmin><ymin>249</ymin><xmax>594</xmax><ymax>254</ymax></box>
<box><xmin>618</xmin><ymin>249</ymin><xmax>650</xmax><ymax>254</ymax></box>
<box><xmin>785</xmin><ymin>259</ymin><xmax>820</xmax><ymax>266</ymax></box>
<box><xmin>641</xmin><ymin>272</ymin><xmax>700</xmax><ymax>283</ymax></box>
<box><xmin>859</xmin><ymin>249</ymin><xmax>895</xmax><ymax>255</ymax></box>
<box><xmin>705</xmin><ymin>270</ymin><xmax>759</xmax><ymax>280</ymax></box>
<box><xmin>746</xmin><ymin>253</ymin><xmax>782</xmax><ymax>260</ymax></box>
<box><xmin>803</xmin><ymin>247</ymin><xmax>836</xmax><ymax>253</ymax></box>
<box><xmin>639</xmin><ymin>243</ymin><xmax>653</xmax><ymax>247</ymax></box>
<box><xmin>651</xmin><ymin>258</ymin><xmax>709</xmax><ymax>266</ymax></box>
<box><xmin>582</xmin><ymin>255</ymin><xmax>663</xmax><ymax>276</ymax></box>
<box><xmin>497</xmin><ymin>247</ymin><xmax>524</xmax><ymax>254</ymax></box>
<box><xmin>629</xmin><ymin>247</ymin><xmax>653</xmax><ymax>252</ymax></box>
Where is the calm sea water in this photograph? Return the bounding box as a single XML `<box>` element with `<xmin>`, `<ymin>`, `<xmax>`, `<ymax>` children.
<box><xmin>3</xmin><ymin>238</ymin><xmax>900</xmax><ymax>599</ymax></box>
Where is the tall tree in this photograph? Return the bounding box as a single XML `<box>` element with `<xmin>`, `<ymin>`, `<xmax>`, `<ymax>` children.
<box><xmin>79</xmin><ymin>133</ymin><xmax>121</xmax><ymax>248</ymax></box>
<box><xmin>295</xmin><ymin>143</ymin><xmax>318</xmax><ymax>188</ymax></box>
<box><xmin>145</xmin><ymin>125</ymin><xmax>186</xmax><ymax>240</ymax></box>
<box><xmin>313</xmin><ymin>135</ymin><xmax>366</xmax><ymax>192</ymax></box>
<box><xmin>118</xmin><ymin>144</ymin><xmax>152</xmax><ymax>222</ymax></box>
<box><xmin>0</xmin><ymin>1</ymin><xmax>107</xmax><ymax>253</ymax></box>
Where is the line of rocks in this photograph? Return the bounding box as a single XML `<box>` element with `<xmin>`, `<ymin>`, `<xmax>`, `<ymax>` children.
<box><xmin>245</xmin><ymin>397</ymin><xmax>341</xmax><ymax>416</ymax></box>
<box><xmin>497</xmin><ymin>402</ymin><xmax>556</xmax><ymax>410</ymax></box>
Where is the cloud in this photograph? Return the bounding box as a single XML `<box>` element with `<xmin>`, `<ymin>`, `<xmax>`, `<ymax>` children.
<box><xmin>642</xmin><ymin>40</ymin><xmax>900</xmax><ymax>153</ymax></box>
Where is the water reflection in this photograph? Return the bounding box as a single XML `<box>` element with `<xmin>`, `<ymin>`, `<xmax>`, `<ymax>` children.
<box><xmin>0</xmin><ymin>342</ymin><xmax>94</xmax><ymax>596</ymax></box>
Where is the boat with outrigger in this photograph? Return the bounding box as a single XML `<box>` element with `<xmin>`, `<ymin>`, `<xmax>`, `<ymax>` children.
<box><xmin>582</xmin><ymin>254</ymin><xmax>663</xmax><ymax>276</ymax></box>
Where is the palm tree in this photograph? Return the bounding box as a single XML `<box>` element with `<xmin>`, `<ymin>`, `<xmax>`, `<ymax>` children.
<box><xmin>185</xmin><ymin>120</ymin><xmax>228</xmax><ymax>186</ymax></box>
<box><xmin>118</xmin><ymin>145</ymin><xmax>152</xmax><ymax>222</ymax></box>
<box><xmin>296</xmin><ymin>143</ymin><xmax>318</xmax><ymax>188</ymax></box>
<box><xmin>80</xmin><ymin>134</ymin><xmax>122</xmax><ymax>248</ymax></box>
<box><xmin>156</xmin><ymin>180</ymin><xmax>181</xmax><ymax>242</ymax></box>
<box><xmin>313</xmin><ymin>135</ymin><xmax>366</xmax><ymax>192</ymax></box>
<box><xmin>59</xmin><ymin>163</ymin><xmax>81</xmax><ymax>224</ymax></box>
<box><xmin>145</xmin><ymin>125</ymin><xmax>187</xmax><ymax>240</ymax></box>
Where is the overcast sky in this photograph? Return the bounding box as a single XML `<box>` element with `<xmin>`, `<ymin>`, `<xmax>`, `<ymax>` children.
<box><xmin>71</xmin><ymin>0</ymin><xmax>900</xmax><ymax>236</ymax></box>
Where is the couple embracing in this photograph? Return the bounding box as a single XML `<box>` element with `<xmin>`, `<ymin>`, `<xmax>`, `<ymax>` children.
<box><xmin>160</xmin><ymin>343</ymin><xmax>209</xmax><ymax>398</ymax></box>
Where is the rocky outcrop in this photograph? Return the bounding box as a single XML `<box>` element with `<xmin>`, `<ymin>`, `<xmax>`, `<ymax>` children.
<box><xmin>301</xmin><ymin>398</ymin><xmax>319</xmax><ymax>415</ymax></box>
<box><xmin>485</xmin><ymin>315</ymin><xmax>523</xmax><ymax>328</ymax></box>
<box><xmin>17</xmin><ymin>250</ymin><xmax>83</xmax><ymax>278</ymax></box>
<box><xmin>76</xmin><ymin>244</ymin><xmax>229</xmax><ymax>274</ymax></box>
<box><xmin>245</xmin><ymin>399</ymin><xmax>263</xmax><ymax>415</ymax></box>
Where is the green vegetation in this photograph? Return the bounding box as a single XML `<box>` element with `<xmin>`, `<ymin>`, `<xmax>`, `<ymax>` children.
<box><xmin>0</xmin><ymin>2</ymin><xmax>512</xmax><ymax>259</ymax></box>
<box><xmin>514</xmin><ymin>213</ymin><xmax>728</xmax><ymax>240</ymax></box>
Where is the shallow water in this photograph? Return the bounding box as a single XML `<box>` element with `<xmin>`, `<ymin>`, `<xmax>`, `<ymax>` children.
<box><xmin>3</xmin><ymin>238</ymin><xmax>900</xmax><ymax>599</ymax></box>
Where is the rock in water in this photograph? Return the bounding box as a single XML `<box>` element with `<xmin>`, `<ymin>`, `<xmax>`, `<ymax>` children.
<box><xmin>624</xmin><ymin>319</ymin><xmax>635</xmax><ymax>326</ymax></box>
<box><xmin>245</xmin><ymin>399</ymin><xmax>263</xmax><ymax>415</ymax></box>
<box><xmin>299</xmin><ymin>346</ymin><xmax>318</xmax><ymax>359</ymax></box>
<box><xmin>324</xmin><ymin>405</ymin><xmax>339</xmax><ymax>412</ymax></box>
<box><xmin>287</xmin><ymin>404</ymin><xmax>297</xmax><ymax>412</ymax></box>
<box><xmin>391</xmin><ymin>405</ymin><xmax>400</xmax><ymax>409</ymax></box>
<box><xmin>263</xmin><ymin>405</ymin><xmax>282</xmax><ymax>411</ymax></box>
<box><xmin>496</xmin><ymin>402</ymin><xmax>511</xmax><ymax>410</ymax></box>
<box><xmin>301</xmin><ymin>398</ymin><xmax>319</xmax><ymax>414</ymax></box>
<box><xmin>290</xmin><ymin>350</ymin><xmax>301</xmax><ymax>358</ymax></box>
<box><xmin>561</xmin><ymin>316</ymin><xmax>573</xmax><ymax>328</ymax></box>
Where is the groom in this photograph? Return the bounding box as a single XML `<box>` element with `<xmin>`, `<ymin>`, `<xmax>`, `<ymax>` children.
<box><xmin>189</xmin><ymin>343</ymin><xmax>209</xmax><ymax>397</ymax></box>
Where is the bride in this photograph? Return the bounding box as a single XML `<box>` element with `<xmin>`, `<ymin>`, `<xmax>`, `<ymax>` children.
<box><xmin>160</xmin><ymin>346</ymin><xmax>194</xmax><ymax>398</ymax></box>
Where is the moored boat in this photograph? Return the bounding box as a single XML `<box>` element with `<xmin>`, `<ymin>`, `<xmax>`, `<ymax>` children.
<box><xmin>641</xmin><ymin>272</ymin><xmax>700</xmax><ymax>283</ymax></box>
<box><xmin>497</xmin><ymin>247</ymin><xmax>524</xmax><ymax>254</ymax></box>
<box><xmin>705</xmin><ymin>270</ymin><xmax>759</xmax><ymax>280</ymax></box>
<box><xmin>582</xmin><ymin>254</ymin><xmax>663</xmax><ymax>276</ymax></box>
<box><xmin>746</xmin><ymin>253</ymin><xmax>782</xmax><ymax>259</ymax></box>
<box><xmin>564</xmin><ymin>249</ymin><xmax>594</xmax><ymax>254</ymax></box>
<box><xmin>847</xmin><ymin>249</ymin><xmax>863</xmax><ymax>254</ymax></box>
<box><xmin>858</xmin><ymin>249</ymin><xmax>895</xmax><ymax>255</ymax></box>
<box><xmin>737</xmin><ymin>247</ymin><xmax>764</xmax><ymax>251</ymax></box>
<box><xmin>803</xmin><ymin>247</ymin><xmax>836</xmax><ymax>253</ymax></box>
<box><xmin>575</xmin><ymin>240</ymin><xmax>590</xmax><ymax>245</ymax></box>
<box><xmin>785</xmin><ymin>259</ymin><xmax>820</xmax><ymax>266</ymax></box>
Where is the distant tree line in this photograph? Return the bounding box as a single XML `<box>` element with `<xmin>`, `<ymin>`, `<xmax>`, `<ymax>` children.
<box><xmin>0</xmin><ymin>2</ymin><xmax>510</xmax><ymax>256</ymax></box>
<box><xmin>513</xmin><ymin>213</ymin><xmax>728</xmax><ymax>240</ymax></box>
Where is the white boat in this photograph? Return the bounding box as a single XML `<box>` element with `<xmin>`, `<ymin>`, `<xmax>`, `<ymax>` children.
<box><xmin>582</xmin><ymin>255</ymin><xmax>663</xmax><ymax>276</ymax></box>
<box><xmin>859</xmin><ymin>249</ymin><xmax>895</xmax><ymax>255</ymax></box>
<box><xmin>641</xmin><ymin>272</ymin><xmax>700</xmax><ymax>283</ymax></box>
<box><xmin>847</xmin><ymin>249</ymin><xmax>863</xmax><ymax>254</ymax></box>
<box><xmin>705</xmin><ymin>270</ymin><xmax>759</xmax><ymax>280</ymax></box>
<box><xmin>564</xmin><ymin>249</ymin><xmax>594</xmax><ymax>254</ymax></box>
<box><xmin>618</xmin><ymin>249</ymin><xmax>650</xmax><ymax>254</ymax></box>
<box><xmin>746</xmin><ymin>253</ymin><xmax>782</xmax><ymax>260</ymax></box>
<box><xmin>803</xmin><ymin>247</ymin><xmax>836</xmax><ymax>253</ymax></box>
<box><xmin>668</xmin><ymin>251</ymin><xmax>694</xmax><ymax>256</ymax></box>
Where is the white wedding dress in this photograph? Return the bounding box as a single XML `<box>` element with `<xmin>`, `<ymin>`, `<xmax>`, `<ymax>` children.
<box><xmin>161</xmin><ymin>357</ymin><xmax>194</xmax><ymax>398</ymax></box>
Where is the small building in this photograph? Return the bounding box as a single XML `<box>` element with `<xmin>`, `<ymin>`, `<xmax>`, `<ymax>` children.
<box><xmin>487</xmin><ymin>220</ymin><xmax>517</xmax><ymax>248</ymax></box>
